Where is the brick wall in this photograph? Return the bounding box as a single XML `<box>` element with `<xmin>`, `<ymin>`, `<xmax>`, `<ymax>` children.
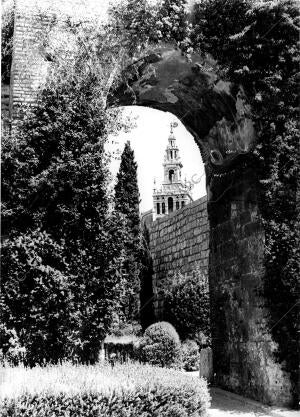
<box><xmin>10</xmin><ymin>2</ymin><xmax>52</xmax><ymax>122</ymax></box>
<box><xmin>10</xmin><ymin>0</ymin><xmax>111</xmax><ymax>123</ymax></box>
<box><xmin>149</xmin><ymin>195</ymin><xmax>209</xmax><ymax>317</ymax></box>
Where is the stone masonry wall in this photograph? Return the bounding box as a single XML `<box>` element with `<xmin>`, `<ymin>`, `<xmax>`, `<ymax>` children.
<box><xmin>149</xmin><ymin>195</ymin><xmax>209</xmax><ymax>317</ymax></box>
<box><xmin>208</xmin><ymin>177</ymin><xmax>293</xmax><ymax>406</ymax></box>
<box><xmin>10</xmin><ymin>3</ymin><xmax>51</xmax><ymax>122</ymax></box>
<box><xmin>10</xmin><ymin>0</ymin><xmax>110</xmax><ymax>124</ymax></box>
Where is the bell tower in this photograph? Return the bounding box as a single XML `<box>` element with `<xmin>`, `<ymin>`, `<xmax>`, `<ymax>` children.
<box><xmin>153</xmin><ymin>122</ymin><xmax>193</xmax><ymax>220</ymax></box>
<box><xmin>163</xmin><ymin>122</ymin><xmax>183</xmax><ymax>185</ymax></box>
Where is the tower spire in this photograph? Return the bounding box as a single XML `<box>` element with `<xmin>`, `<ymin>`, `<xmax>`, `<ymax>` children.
<box><xmin>170</xmin><ymin>121</ymin><xmax>178</xmax><ymax>135</ymax></box>
<box><xmin>152</xmin><ymin>122</ymin><xmax>193</xmax><ymax>221</ymax></box>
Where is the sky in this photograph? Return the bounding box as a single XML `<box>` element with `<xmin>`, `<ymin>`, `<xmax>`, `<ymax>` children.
<box><xmin>107</xmin><ymin>106</ymin><xmax>206</xmax><ymax>213</ymax></box>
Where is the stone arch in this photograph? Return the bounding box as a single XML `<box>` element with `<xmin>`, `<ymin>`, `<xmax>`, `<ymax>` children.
<box><xmin>6</xmin><ymin>0</ymin><xmax>294</xmax><ymax>407</ymax></box>
<box><xmin>106</xmin><ymin>47</ymin><xmax>292</xmax><ymax>404</ymax></box>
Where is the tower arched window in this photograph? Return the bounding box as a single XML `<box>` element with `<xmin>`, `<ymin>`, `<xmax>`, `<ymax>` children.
<box><xmin>162</xmin><ymin>202</ymin><xmax>165</xmax><ymax>214</ymax></box>
<box><xmin>176</xmin><ymin>201</ymin><xmax>180</xmax><ymax>210</ymax></box>
<box><xmin>157</xmin><ymin>203</ymin><xmax>160</xmax><ymax>214</ymax></box>
<box><xmin>169</xmin><ymin>169</ymin><xmax>175</xmax><ymax>183</ymax></box>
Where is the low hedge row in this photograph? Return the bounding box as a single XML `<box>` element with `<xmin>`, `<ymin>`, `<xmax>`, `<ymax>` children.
<box><xmin>1</xmin><ymin>363</ymin><xmax>210</xmax><ymax>416</ymax></box>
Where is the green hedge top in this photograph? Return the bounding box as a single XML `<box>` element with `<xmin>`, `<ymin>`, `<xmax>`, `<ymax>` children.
<box><xmin>1</xmin><ymin>363</ymin><xmax>210</xmax><ymax>417</ymax></box>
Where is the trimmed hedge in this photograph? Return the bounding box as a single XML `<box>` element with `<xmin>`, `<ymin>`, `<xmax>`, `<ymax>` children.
<box><xmin>0</xmin><ymin>363</ymin><xmax>210</xmax><ymax>416</ymax></box>
<box><xmin>139</xmin><ymin>322</ymin><xmax>181</xmax><ymax>368</ymax></box>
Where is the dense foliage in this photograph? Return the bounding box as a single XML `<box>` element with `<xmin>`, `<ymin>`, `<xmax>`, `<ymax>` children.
<box><xmin>190</xmin><ymin>0</ymin><xmax>299</xmax><ymax>404</ymax></box>
<box><xmin>1</xmin><ymin>0</ymin><xmax>14</xmax><ymax>84</ymax></box>
<box><xmin>114</xmin><ymin>141</ymin><xmax>141</xmax><ymax>321</ymax></box>
<box><xmin>0</xmin><ymin>363</ymin><xmax>210</xmax><ymax>417</ymax></box>
<box><xmin>139</xmin><ymin>225</ymin><xmax>155</xmax><ymax>330</ymax></box>
<box><xmin>163</xmin><ymin>267</ymin><xmax>211</xmax><ymax>343</ymax></box>
<box><xmin>139</xmin><ymin>321</ymin><xmax>181</xmax><ymax>368</ymax></box>
<box><xmin>1</xmin><ymin>230</ymin><xmax>73</xmax><ymax>365</ymax></box>
<box><xmin>109</xmin><ymin>0</ymin><xmax>189</xmax><ymax>55</ymax></box>
<box><xmin>1</xmin><ymin>21</ymin><xmax>129</xmax><ymax>365</ymax></box>
<box><xmin>181</xmin><ymin>340</ymin><xmax>200</xmax><ymax>372</ymax></box>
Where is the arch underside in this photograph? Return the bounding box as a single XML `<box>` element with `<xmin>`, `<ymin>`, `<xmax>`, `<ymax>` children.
<box><xmin>109</xmin><ymin>43</ymin><xmax>256</xmax><ymax>199</ymax></box>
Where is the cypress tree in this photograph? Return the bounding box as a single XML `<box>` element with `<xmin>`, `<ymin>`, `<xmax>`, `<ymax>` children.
<box><xmin>115</xmin><ymin>141</ymin><xmax>140</xmax><ymax>239</ymax></box>
<box><xmin>114</xmin><ymin>141</ymin><xmax>141</xmax><ymax>322</ymax></box>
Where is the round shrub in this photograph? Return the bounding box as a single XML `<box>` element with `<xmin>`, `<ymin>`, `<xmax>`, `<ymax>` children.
<box><xmin>182</xmin><ymin>340</ymin><xmax>200</xmax><ymax>371</ymax></box>
<box><xmin>139</xmin><ymin>322</ymin><xmax>181</xmax><ymax>368</ymax></box>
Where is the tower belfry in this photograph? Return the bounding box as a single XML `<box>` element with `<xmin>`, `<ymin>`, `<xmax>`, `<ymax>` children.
<box><xmin>153</xmin><ymin>122</ymin><xmax>193</xmax><ymax>220</ymax></box>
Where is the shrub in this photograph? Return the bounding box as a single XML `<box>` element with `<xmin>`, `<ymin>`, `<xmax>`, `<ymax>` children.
<box><xmin>0</xmin><ymin>324</ymin><xmax>26</xmax><ymax>366</ymax></box>
<box><xmin>163</xmin><ymin>266</ymin><xmax>211</xmax><ymax>343</ymax></box>
<box><xmin>182</xmin><ymin>340</ymin><xmax>200</xmax><ymax>372</ymax></box>
<box><xmin>0</xmin><ymin>363</ymin><xmax>210</xmax><ymax>416</ymax></box>
<box><xmin>139</xmin><ymin>321</ymin><xmax>181</xmax><ymax>368</ymax></box>
<box><xmin>1</xmin><ymin>230</ymin><xmax>74</xmax><ymax>366</ymax></box>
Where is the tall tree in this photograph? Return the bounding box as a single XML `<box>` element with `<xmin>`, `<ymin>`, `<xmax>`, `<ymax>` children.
<box><xmin>114</xmin><ymin>141</ymin><xmax>141</xmax><ymax>322</ymax></box>
<box><xmin>1</xmin><ymin>18</ymin><xmax>128</xmax><ymax>364</ymax></box>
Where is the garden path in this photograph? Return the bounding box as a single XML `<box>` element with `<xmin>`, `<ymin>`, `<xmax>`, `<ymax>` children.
<box><xmin>208</xmin><ymin>388</ymin><xmax>299</xmax><ymax>417</ymax></box>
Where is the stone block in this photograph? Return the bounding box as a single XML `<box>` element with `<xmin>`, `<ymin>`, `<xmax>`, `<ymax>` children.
<box><xmin>199</xmin><ymin>348</ymin><xmax>213</xmax><ymax>381</ymax></box>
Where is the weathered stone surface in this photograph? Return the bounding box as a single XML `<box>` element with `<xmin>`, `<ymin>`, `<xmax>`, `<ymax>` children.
<box><xmin>208</xmin><ymin>176</ymin><xmax>292</xmax><ymax>406</ymax></box>
<box><xmin>199</xmin><ymin>347</ymin><xmax>213</xmax><ymax>381</ymax></box>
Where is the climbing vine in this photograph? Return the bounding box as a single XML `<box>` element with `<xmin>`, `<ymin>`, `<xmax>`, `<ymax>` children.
<box><xmin>109</xmin><ymin>0</ymin><xmax>189</xmax><ymax>56</ymax></box>
<box><xmin>1</xmin><ymin>1</ymin><xmax>14</xmax><ymax>84</ymax></box>
<box><xmin>189</xmin><ymin>0</ymin><xmax>299</xmax><ymax>405</ymax></box>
